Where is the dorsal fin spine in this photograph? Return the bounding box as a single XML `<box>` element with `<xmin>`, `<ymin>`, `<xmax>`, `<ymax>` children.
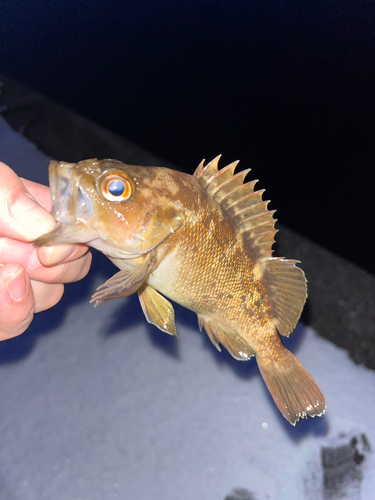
<box><xmin>219</xmin><ymin>180</ymin><xmax>258</xmax><ymax>210</ymax></box>
<box><xmin>217</xmin><ymin>168</ymin><xmax>252</xmax><ymax>196</ymax></box>
<box><xmin>197</xmin><ymin>155</ymin><xmax>221</xmax><ymax>184</ymax></box>
<box><xmin>210</xmin><ymin>160</ymin><xmax>239</xmax><ymax>185</ymax></box>
<box><xmin>207</xmin><ymin>161</ymin><xmax>240</xmax><ymax>196</ymax></box>
<box><xmin>226</xmin><ymin>190</ymin><xmax>265</xmax><ymax>212</ymax></box>
<box><xmin>238</xmin><ymin>210</ymin><xmax>276</xmax><ymax>230</ymax></box>
<box><xmin>193</xmin><ymin>159</ymin><xmax>205</xmax><ymax>178</ymax></box>
<box><xmin>212</xmin><ymin>172</ymin><xmax>248</xmax><ymax>202</ymax></box>
<box><xmin>222</xmin><ymin>178</ymin><xmax>256</xmax><ymax>200</ymax></box>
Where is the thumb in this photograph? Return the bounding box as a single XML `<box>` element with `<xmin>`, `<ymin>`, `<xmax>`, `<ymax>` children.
<box><xmin>0</xmin><ymin>162</ymin><xmax>56</xmax><ymax>241</ymax></box>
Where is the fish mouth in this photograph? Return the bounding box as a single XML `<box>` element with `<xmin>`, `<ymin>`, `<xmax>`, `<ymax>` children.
<box><xmin>34</xmin><ymin>160</ymin><xmax>98</xmax><ymax>246</ymax></box>
<box><xmin>49</xmin><ymin>160</ymin><xmax>93</xmax><ymax>225</ymax></box>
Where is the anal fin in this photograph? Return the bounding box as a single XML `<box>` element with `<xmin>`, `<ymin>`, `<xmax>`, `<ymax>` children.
<box><xmin>138</xmin><ymin>284</ymin><xmax>177</xmax><ymax>336</ymax></box>
<box><xmin>197</xmin><ymin>315</ymin><xmax>255</xmax><ymax>361</ymax></box>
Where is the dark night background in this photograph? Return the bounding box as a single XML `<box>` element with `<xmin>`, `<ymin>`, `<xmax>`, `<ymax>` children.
<box><xmin>1</xmin><ymin>0</ymin><xmax>374</xmax><ymax>274</ymax></box>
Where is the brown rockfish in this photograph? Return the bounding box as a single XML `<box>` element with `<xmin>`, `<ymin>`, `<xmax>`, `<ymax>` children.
<box><xmin>35</xmin><ymin>156</ymin><xmax>325</xmax><ymax>425</ymax></box>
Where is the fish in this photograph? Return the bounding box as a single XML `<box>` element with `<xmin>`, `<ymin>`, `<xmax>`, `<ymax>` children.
<box><xmin>35</xmin><ymin>156</ymin><xmax>326</xmax><ymax>425</ymax></box>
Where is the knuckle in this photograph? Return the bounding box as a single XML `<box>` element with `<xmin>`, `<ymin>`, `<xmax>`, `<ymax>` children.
<box><xmin>0</xmin><ymin>303</ymin><xmax>34</xmax><ymax>340</ymax></box>
<box><xmin>56</xmin><ymin>252</ymin><xmax>92</xmax><ymax>283</ymax></box>
<box><xmin>34</xmin><ymin>283</ymin><xmax>64</xmax><ymax>313</ymax></box>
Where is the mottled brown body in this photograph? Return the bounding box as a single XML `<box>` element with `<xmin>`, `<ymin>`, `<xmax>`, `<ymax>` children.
<box><xmin>146</xmin><ymin>171</ymin><xmax>269</xmax><ymax>355</ymax></box>
<box><xmin>35</xmin><ymin>156</ymin><xmax>325</xmax><ymax>425</ymax></box>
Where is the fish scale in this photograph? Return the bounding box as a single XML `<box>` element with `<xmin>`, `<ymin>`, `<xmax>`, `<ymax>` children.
<box><xmin>35</xmin><ymin>156</ymin><xmax>325</xmax><ymax>426</ymax></box>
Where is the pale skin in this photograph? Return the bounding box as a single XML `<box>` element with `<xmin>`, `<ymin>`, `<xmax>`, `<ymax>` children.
<box><xmin>0</xmin><ymin>161</ymin><xmax>92</xmax><ymax>341</ymax></box>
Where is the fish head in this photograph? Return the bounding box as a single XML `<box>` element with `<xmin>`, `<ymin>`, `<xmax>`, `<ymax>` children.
<box><xmin>35</xmin><ymin>159</ymin><xmax>185</xmax><ymax>259</ymax></box>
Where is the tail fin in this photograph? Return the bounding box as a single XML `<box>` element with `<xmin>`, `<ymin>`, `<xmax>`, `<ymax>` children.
<box><xmin>256</xmin><ymin>348</ymin><xmax>326</xmax><ymax>426</ymax></box>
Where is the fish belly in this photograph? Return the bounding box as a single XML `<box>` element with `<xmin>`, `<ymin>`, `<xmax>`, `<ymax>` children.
<box><xmin>146</xmin><ymin>247</ymin><xmax>185</xmax><ymax>303</ymax></box>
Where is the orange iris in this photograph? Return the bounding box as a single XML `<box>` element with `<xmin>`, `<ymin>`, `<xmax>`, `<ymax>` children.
<box><xmin>100</xmin><ymin>174</ymin><xmax>133</xmax><ymax>202</ymax></box>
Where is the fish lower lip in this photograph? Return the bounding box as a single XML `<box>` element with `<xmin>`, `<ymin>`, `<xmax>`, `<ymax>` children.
<box><xmin>34</xmin><ymin>221</ymin><xmax>97</xmax><ymax>246</ymax></box>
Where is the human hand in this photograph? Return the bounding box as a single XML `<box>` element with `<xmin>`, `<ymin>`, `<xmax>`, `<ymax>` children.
<box><xmin>0</xmin><ymin>161</ymin><xmax>92</xmax><ymax>340</ymax></box>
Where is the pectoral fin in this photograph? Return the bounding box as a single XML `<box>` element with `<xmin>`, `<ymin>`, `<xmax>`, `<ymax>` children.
<box><xmin>90</xmin><ymin>258</ymin><xmax>149</xmax><ymax>307</ymax></box>
<box><xmin>138</xmin><ymin>284</ymin><xmax>177</xmax><ymax>336</ymax></box>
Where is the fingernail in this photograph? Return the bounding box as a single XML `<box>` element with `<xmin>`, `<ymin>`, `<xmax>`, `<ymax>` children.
<box><xmin>39</xmin><ymin>244</ymin><xmax>76</xmax><ymax>266</ymax></box>
<box><xmin>6</xmin><ymin>268</ymin><xmax>27</xmax><ymax>301</ymax></box>
<box><xmin>11</xmin><ymin>193</ymin><xmax>56</xmax><ymax>241</ymax></box>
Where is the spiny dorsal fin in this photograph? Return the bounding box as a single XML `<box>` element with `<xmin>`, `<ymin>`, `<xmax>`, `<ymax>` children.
<box><xmin>194</xmin><ymin>156</ymin><xmax>277</xmax><ymax>259</ymax></box>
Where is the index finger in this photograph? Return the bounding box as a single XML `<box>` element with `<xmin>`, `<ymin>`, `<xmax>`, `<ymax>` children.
<box><xmin>0</xmin><ymin>162</ymin><xmax>56</xmax><ymax>241</ymax></box>
<box><xmin>21</xmin><ymin>177</ymin><xmax>52</xmax><ymax>213</ymax></box>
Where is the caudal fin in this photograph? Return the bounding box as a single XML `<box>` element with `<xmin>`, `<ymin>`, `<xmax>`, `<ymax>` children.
<box><xmin>256</xmin><ymin>349</ymin><xmax>326</xmax><ymax>426</ymax></box>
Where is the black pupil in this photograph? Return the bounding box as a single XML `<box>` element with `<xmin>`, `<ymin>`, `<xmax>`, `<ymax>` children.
<box><xmin>108</xmin><ymin>179</ymin><xmax>125</xmax><ymax>196</ymax></box>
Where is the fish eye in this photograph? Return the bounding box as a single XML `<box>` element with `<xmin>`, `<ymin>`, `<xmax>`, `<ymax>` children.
<box><xmin>100</xmin><ymin>174</ymin><xmax>133</xmax><ymax>202</ymax></box>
